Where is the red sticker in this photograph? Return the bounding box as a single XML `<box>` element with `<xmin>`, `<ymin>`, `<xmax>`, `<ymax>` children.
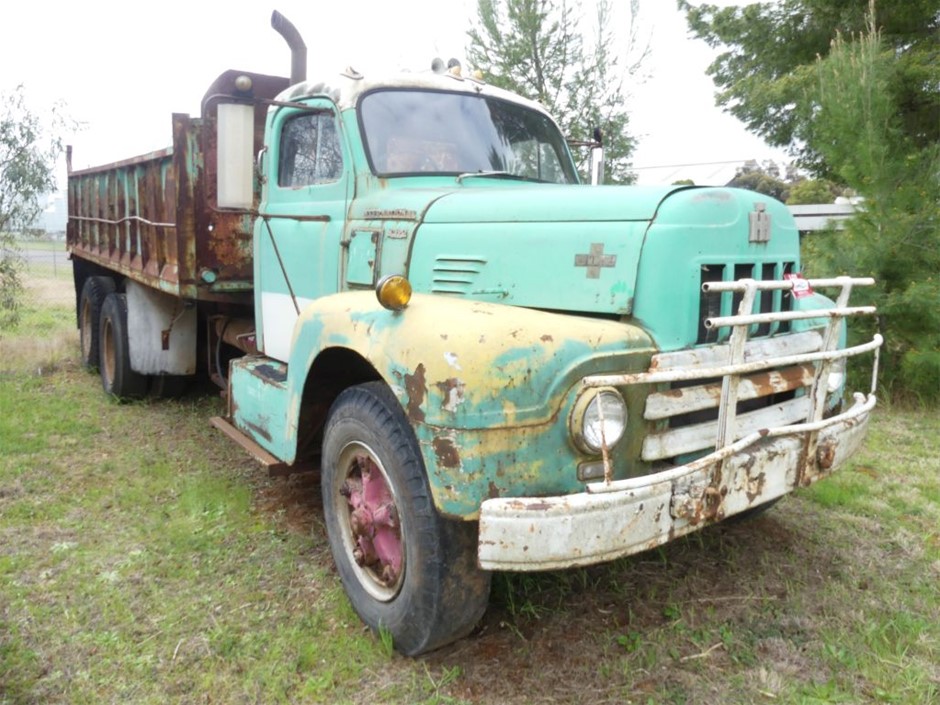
<box><xmin>785</xmin><ymin>273</ymin><xmax>814</xmax><ymax>298</ymax></box>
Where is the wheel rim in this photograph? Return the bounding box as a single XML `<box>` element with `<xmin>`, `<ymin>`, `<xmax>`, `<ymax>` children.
<box><xmin>101</xmin><ymin>315</ymin><xmax>116</xmax><ymax>387</ymax></box>
<box><xmin>334</xmin><ymin>441</ymin><xmax>405</xmax><ymax>602</ymax></box>
<box><xmin>80</xmin><ymin>297</ymin><xmax>93</xmax><ymax>361</ymax></box>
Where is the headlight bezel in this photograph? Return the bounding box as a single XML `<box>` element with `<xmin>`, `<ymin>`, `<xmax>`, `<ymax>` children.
<box><xmin>569</xmin><ymin>386</ymin><xmax>628</xmax><ymax>455</ymax></box>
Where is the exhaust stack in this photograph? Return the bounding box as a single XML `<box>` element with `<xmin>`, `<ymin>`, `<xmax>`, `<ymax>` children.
<box><xmin>271</xmin><ymin>10</ymin><xmax>307</xmax><ymax>84</ymax></box>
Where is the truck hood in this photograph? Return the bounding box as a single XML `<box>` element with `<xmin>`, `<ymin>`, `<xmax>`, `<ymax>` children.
<box><xmin>421</xmin><ymin>183</ymin><xmax>679</xmax><ymax>223</ymax></box>
<box><xmin>372</xmin><ymin>183</ymin><xmax>685</xmax><ymax>316</ymax></box>
<box><xmin>409</xmin><ymin>185</ymin><xmax>675</xmax><ymax>315</ymax></box>
<box><xmin>349</xmin><ymin>183</ymin><xmax>800</xmax><ymax>347</ymax></box>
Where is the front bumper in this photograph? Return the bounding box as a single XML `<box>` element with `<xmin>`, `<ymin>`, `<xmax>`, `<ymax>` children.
<box><xmin>478</xmin><ymin>392</ymin><xmax>874</xmax><ymax>571</ymax></box>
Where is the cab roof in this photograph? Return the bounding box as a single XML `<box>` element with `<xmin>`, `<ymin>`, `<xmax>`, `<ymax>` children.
<box><xmin>274</xmin><ymin>69</ymin><xmax>553</xmax><ymax>117</ymax></box>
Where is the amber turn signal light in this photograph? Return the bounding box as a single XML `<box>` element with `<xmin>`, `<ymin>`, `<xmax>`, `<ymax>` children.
<box><xmin>376</xmin><ymin>274</ymin><xmax>412</xmax><ymax>311</ymax></box>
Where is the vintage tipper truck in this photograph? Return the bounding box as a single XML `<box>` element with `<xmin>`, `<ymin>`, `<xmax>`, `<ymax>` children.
<box><xmin>66</xmin><ymin>12</ymin><xmax>882</xmax><ymax>655</ymax></box>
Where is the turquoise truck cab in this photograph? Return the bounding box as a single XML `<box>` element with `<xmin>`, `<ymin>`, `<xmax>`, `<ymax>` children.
<box><xmin>67</xmin><ymin>13</ymin><xmax>881</xmax><ymax>656</ymax></box>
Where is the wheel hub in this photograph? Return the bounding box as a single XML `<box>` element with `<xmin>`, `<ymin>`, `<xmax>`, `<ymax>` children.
<box><xmin>341</xmin><ymin>453</ymin><xmax>402</xmax><ymax>588</ymax></box>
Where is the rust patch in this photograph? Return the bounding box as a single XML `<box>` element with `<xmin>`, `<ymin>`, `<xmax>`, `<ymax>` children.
<box><xmin>817</xmin><ymin>442</ymin><xmax>836</xmax><ymax>470</ymax></box>
<box><xmin>436</xmin><ymin>377</ymin><xmax>466</xmax><ymax>413</ymax></box>
<box><xmin>404</xmin><ymin>363</ymin><xmax>427</xmax><ymax>423</ymax></box>
<box><xmin>245</xmin><ymin>420</ymin><xmax>272</xmax><ymax>443</ymax></box>
<box><xmin>523</xmin><ymin>501</ymin><xmax>553</xmax><ymax>511</ymax></box>
<box><xmin>488</xmin><ymin>481</ymin><xmax>501</xmax><ymax>499</ymax></box>
<box><xmin>432</xmin><ymin>436</ymin><xmax>461</xmax><ymax>469</ymax></box>
<box><xmin>745</xmin><ymin>472</ymin><xmax>766</xmax><ymax>504</ymax></box>
<box><xmin>540</xmin><ymin>334</ymin><xmax>554</xmax><ymax>342</ymax></box>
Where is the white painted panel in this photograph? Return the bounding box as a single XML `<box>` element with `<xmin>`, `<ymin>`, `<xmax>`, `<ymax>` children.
<box><xmin>125</xmin><ymin>281</ymin><xmax>196</xmax><ymax>375</ymax></box>
<box><xmin>651</xmin><ymin>331</ymin><xmax>822</xmax><ymax>371</ymax></box>
<box><xmin>260</xmin><ymin>291</ymin><xmax>314</xmax><ymax>362</ymax></box>
<box><xmin>641</xmin><ymin>396</ymin><xmax>813</xmax><ymax>461</ymax></box>
<box><xmin>644</xmin><ymin>364</ymin><xmax>815</xmax><ymax>420</ymax></box>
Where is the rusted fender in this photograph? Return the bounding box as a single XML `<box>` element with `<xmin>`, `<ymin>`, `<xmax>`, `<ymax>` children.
<box><xmin>284</xmin><ymin>291</ymin><xmax>652</xmax><ymax>433</ymax></box>
<box><xmin>279</xmin><ymin>292</ymin><xmax>655</xmax><ymax>516</ymax></box>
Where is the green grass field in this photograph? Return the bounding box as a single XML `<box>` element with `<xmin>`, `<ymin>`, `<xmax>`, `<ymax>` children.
<box><xmin>2</xmin><ymin>274</ymin><xmax>938</xmax><ymax>704</ymax></box>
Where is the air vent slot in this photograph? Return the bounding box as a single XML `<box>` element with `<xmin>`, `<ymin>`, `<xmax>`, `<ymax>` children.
<box><xmin>431</xmin><ymin>255</ymin><xmax>487</xmax><ymax>295</ymax></box>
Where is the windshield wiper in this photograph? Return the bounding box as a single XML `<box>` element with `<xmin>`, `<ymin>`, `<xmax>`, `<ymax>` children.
<box><xmin>455</xmin><ymin>170</ymin><xmax>537</xmax><ymax>184</ymax></box>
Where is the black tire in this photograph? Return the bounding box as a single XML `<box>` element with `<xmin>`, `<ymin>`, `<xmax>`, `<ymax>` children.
<box><xmin>322</xmin><ymin>382</ymin><xmax>491</xmax><ymax>656</ymax></box>
<box><xmin>99</xmin><ymin>293</ymin><xmax>148</xmax><ymax>400</ymax></box>
<box><xmin>78</xmin><ymin>276</ymin><xmax>115</xmax><ymax>370</ymax></box>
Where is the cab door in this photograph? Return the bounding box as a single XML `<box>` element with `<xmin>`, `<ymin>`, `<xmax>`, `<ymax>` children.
<box><xmin>256</xmin><ymin>101</ymin><xmax>351</xmax><ymax>361</ymax></box>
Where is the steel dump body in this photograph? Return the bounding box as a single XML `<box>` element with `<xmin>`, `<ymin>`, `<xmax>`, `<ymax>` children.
<box><xmin>66</xmin><ymin>71</ymin><xmax>289</xmax><ymax>303</ymax></box>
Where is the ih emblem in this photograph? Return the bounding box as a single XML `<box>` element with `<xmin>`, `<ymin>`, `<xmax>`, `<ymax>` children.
<box><xmin>574</xmin><ymin>243</ymin><xmax>617</xmax><ymax>279</ymax></box>
<box><xmin>749</xmin><ymin>202</ymin><xmax>771</xmax><ymax>243</ymax></box>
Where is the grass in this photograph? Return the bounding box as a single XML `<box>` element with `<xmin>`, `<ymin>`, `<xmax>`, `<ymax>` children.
<box><xmin>12</xmin><ymin>237</ymin><xmax>66</xmax><ymax>252</ymax></box>
<box><xmin>2</xmin><ymin>273</ymin><xmax>938</xmax><ymax>704</ymax></box>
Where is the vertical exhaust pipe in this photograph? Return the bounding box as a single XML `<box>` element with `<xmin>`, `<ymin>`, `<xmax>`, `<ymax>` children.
<box><xmin>271</xmin><ymin>10</ymin><xmax>307</xmax><ymax>84</ymax></box>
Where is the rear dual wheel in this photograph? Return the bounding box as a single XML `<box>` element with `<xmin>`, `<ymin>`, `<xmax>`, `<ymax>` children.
<box><xmin>99</xmin><ymin>293</ymin><xmax>148</xmax><ymax>400</ymax></box>
<box><xmin>94</xmin><ymin>289</ymin><xmax>189</xmax><ymax>400</ymax></box>
<box><xmin>79</xmin><ymin>276</ymin><xmax>115</xmax><ymax>370</ymax></box>
<box><xmin>322</xmin><ymin>382</ymin><xmax>491</xmax><ymax>656</ymax></box>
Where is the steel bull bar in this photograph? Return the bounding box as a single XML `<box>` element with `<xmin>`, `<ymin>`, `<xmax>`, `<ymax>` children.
<box><xmin>478</xmin><ymin>276</ymin><xmax>882</xmax><ymax>571</ymax></box>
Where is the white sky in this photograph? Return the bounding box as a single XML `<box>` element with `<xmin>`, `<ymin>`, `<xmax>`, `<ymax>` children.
<box><xmin>2</xmin><ymin>0</ymin><xmax>788</xmax><ymax>187</ymax></box>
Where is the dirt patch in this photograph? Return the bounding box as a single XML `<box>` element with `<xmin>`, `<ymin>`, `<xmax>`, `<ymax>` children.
<box><xmin>239</xmin><ymin>468</ymin><xmax>834</xmax><ymax>702</ymax></box>
<box><xmin>417</xmin><ymin>509</ymin><xmax>858</xmax><ymax>703</ymax></box>
<box><xmin>230</xmin><ymin>463</ymin><xmax>908</xmax><ymax>704</ymax></box>
<box><xmin>253</xmin><ymin>470</ymin><xmax>323</xmax><ymax>535</ymax></box>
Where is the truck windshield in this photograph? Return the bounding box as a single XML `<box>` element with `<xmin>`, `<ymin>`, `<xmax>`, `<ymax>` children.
<box><xmin>360</xmin><ymin>89</ymin><xmax>579</xmax><ymax>183</ymax></box>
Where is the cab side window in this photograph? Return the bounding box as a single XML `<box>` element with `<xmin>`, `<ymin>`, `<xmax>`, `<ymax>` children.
<box><xmin>278</xmin><ymin>112</ymin><xmax>343</xmax><ymax>187</ymax></box>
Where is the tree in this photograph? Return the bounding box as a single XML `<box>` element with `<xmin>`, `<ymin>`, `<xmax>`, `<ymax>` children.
<box><xmin>678</xmin><ymin>0</ymin><xmax>939</xmax><ymax>176</ymax></box>
<box><xmin>801</xmin><ymin>20</ymin><xmax>940</xmax><ymax>403</ymax></box>
<box><xmin>725</xmin><ymin>159</ymin><xmax>789</xmax><ymax>201</ymax></box>
<box><xmin>466</xmin><ymin>0</ymin><xmax>645</xmax><ymax>184</ymax></box>
<box><xmin>786</xmin><ymin>179</ymin><xmax>837</xmax><ymax>205</ymax></box>
<box><xmin>1</xmin><ymin>85</ymin><xmax>67</xmax><ymax>326</ymax></box>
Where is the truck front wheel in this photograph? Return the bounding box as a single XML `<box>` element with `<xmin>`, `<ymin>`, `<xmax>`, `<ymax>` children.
<box><xmin>321</xmin><ymin>382</ymin><xmax>491</xmax><ymax>656</ymax></box>
<box><xmin>99</xmin><ymin>293</ymin><xmax>148</xmax><ymax>400</ymax></box>
<box><xmin>79</xmin><ymin>276</ymin><xmax>115</xmax><ymax>370</ymax></box>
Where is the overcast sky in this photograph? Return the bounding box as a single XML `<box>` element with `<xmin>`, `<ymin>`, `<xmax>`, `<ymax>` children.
<box><xmin>2</xmin><ymin>0</ymin><xmax>787</xmax><ymax>187</ymax></box>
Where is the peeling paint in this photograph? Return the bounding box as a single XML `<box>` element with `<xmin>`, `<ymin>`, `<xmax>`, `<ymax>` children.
<box><xmin>432</xmin><ymin>435</ymin><xmax>461</xmax><ymax>469</ymax></box>
<box><xmin>436</xmin><ymin>377</ymin><xmax>466</xmax><ymax>413</ymax></box>
<box><xmin>744</xmin><ymin>471</ymin><xmax>766</xmax><ymax>504</ymax></box>
<box><xmin>443</xmin><ymin>351</ymin><xmax>461</xmax><ymax>370</ymax></box>
<box><xmin>404</xmin><ymin>363</ymin><xmax>427</xmax><ymax>423</ymax></box>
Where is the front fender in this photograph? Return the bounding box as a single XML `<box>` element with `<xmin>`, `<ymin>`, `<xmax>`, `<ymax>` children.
<box><xmin>286</xmin><ymin>292</ymin><xmax>653</xmax><ymax>431</ymax></box>
<box><xmin>282</xmin><ymin>293</ymin><xmax>655</xmax><ymax>514</ymax></box>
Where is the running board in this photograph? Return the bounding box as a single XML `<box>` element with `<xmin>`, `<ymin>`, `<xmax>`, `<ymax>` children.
<box><xmin>210</xmin><ymin>416</ymin><xmax>316</xmax><ymax>477</ymax></box>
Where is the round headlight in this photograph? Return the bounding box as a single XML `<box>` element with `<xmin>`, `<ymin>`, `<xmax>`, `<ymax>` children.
<box><xmin>571</xmin><ymin>388</ymin><xmax>627</xmax><ymax>454</ymax></box>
